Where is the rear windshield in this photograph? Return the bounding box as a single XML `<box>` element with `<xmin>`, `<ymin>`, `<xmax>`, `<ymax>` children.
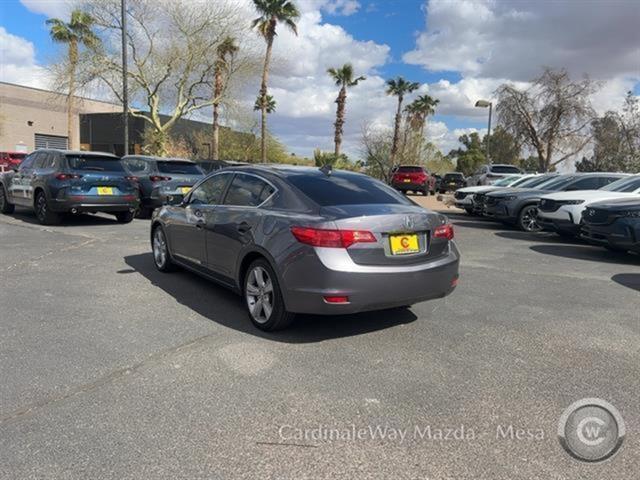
<box><xmin>490</xmin><ymin>165</ymin><xmax>521</xmax><ymax>174</ymax></box>
<box><xmin>66</xmin><ymin>155</ymin><xmax>125</xmax><ymax>172</ymax></box>
<box><xmin>601</xmin><ymin>176</ymin><xmax>640</xmax><ymax>193</ymax></box>
<box><xmin>157</xmin><ymin>161</ymin><xmax>202</xmax><ymax>175</ymax></box>
<box><xmin>396</xmin><ymin>166</ymin><xmax>423</xmax><ymax>173</ymax></box>
<box><xmin>288</xmin><ymin>172</ymin><xmax>409</xmax><ymax>206</ymax></box>
<box><xmin>444</xmin><ymin>173</ymin><xmax>463</xmax><ymax>180</ymax></box>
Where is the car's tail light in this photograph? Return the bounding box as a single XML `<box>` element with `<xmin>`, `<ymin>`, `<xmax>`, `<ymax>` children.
<box><xmin>433</xmin><ymin>224</ymin><xmax>454</xmax><ymax>240</ymax></box>
<box><xmin>291</xmin><ymin>226</ymin><xmax>377</xmax><ymax>248</ymax></box>
<box><xmin>324</xmin><ymin>295</ymin><xmax>350</xmax><ymax>304</ymax></box>
<box><xmin>55</xmin><ymin>173</ymin><xmax>82</xmax><ymax>180</ymax></box>
<box><xmin>150</xmin><ymin>175</ymin><xmax>171</xmax><ymax>182</ymax></box>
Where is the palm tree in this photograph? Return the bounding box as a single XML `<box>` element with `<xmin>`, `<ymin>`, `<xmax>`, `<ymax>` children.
<box><xmin>386</xmin><ymin>77</ymin><xmax>419</xmax><ymax>165</ymax></box>
<box><xmin>212</xmin><ymin>37</ymin><xmax>239</xmax><ymax>160</ymax></box>
<box><xmin>252</xmin><ymin>0</ymin><xmax>300</xmax><ymax>162</ymax></box>
<box><xmin>254</xmin><ymin>94</ymin><xmax>277</xmax><ymax>114</ymax></box>
<box><xmin>327</xmin><ymin>64</ymin><xmax>365</xmax><ymax>157</ymax></box>
<box><xmin>47</xmin><ymin>10</ymin><xmax>98</xmax><ymax>150</ymax></box>
<box><xmin>405</xmin><ymin>94</ymin><xmax>439</xmax><ymax>157</ymax></box>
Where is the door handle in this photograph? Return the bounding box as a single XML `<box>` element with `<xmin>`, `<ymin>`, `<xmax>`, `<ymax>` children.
<box><xmin>237</xmin><ymin>222</ymin><xmax>252</xmax><ymax>234</ymax></box>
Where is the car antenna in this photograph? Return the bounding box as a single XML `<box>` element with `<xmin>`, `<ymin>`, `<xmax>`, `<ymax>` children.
<box><xmin>319</xmin><ymin>164</ymin><xmax>332</xmax><ymax>176</ymax></box>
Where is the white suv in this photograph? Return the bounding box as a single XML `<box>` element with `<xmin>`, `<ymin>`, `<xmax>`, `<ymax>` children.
<box><xmin>537</xmin><ymin>175</ymin><xmax>640</xmax><ymax>236</ymax></box>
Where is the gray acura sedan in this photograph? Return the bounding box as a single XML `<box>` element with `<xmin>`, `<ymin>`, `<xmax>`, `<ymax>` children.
<box><xmin>150</xmin><ymin>165</ymin><xmax>460</xmax><ymax>331</ymax></box>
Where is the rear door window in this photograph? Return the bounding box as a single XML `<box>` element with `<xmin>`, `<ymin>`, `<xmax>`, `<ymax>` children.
<box><xmin>223</xmin><ymin>174</ymin><xmax>275</xmax><ymax>207</ymax></box>
<box><xmin>565</xmin><ymin>177</ymin><xmax>605</xmax><ymax>191</ymax></box>
<box><xmin>288</xmin><ymin>171</ymin><xmax>410</xmax><ymax>206</ymax></box>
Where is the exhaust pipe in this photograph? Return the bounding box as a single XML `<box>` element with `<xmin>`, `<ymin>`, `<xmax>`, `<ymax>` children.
<box><xmin>71</xmin><ymin>208</ymin><xmax>78</xmax><ymax>214</ymax></box>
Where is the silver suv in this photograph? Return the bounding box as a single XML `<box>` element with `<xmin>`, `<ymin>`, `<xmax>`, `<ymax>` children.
<box><xmin>466</xmin><ymin>164</ymin><xmax>523</xmax><ymax>186</ymax></box>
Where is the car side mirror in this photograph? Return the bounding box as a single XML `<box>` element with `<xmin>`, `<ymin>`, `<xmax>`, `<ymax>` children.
<box><xmin>165</xmin><ymin>194</ymin><xmax>185</xmax><ymax>206</ymax></box>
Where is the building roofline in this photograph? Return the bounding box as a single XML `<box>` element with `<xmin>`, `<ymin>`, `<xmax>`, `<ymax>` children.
<box><xmin>0</xmin><ymin>81</ymin><xmax>123</xmax><ymax>108</ymax></box>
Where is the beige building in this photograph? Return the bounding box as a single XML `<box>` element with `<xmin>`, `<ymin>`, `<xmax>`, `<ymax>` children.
<box><xmin>0</xmin><ymin>82</ymin><xmax>122</xmax><ymax>152</ymax></box>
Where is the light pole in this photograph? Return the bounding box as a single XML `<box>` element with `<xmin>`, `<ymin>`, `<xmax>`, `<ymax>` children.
<box><xmin>475</xmin><ymin>99</ymin><xmax>492</xmax><ymax>164</ymax></box>
<box><xmin>121</xmin><ymin>0</ymin><xmax>129</xmax><ymax>156</ymax></box>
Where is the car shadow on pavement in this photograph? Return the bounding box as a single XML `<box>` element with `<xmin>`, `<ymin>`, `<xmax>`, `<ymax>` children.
<box><xmin>611</xmin><ymin>273</ymin><xmax>640</xmax><ymax>292</ymax></box>
<box><xmin>529</xmin><ymin>244</ymin><xmax>640</xmax><ymax>265</ymax></box>
<box><xmin>495</xmin><ymin>231</ymin><xmax>585</xmax><ymax>245</ymax></box>
<box><xmin>124</xmin><ymin>253</ymin><xmax>418</xmax><ymax>344</ymax></box>
<box><xmin>4</xmin><ymin>209</ymin><xmax>119</xmax><ymax>227</ymax></box>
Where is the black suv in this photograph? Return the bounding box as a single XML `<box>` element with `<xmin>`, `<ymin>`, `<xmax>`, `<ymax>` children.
<box><xmin>581</xmin><ymin>198</ymin><xmax>640</xmax><ymax>253</ymax></box>
<box><xmin>440</xmin><ymin>172</ymin><xmax>465</xmax><ymax>193</ymax></box>
<box><xmin>0</xmin><ymin>150</ymin><xmax>139</xmax><ymax>225</ymax></box>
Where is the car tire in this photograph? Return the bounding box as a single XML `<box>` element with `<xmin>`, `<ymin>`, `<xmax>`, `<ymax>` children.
<box><xmin>152</xmin><ymin>225</ymin><xmax>177</xmax><ymax>272</ymax></box>
<box><xmin>518</xmin><ymin>205</ymin><xmax>542</xmax><ymax>232</ymax></box>
<box><xmin>115</xmin><ymin>211</ymin><xmax>135</xmax><ymax>223</ymax></box>
<box><xmin>244</xmin><ymin>258</ymin><xmax>295</xmax><ymax>332</ymax></box>
<box><xmin>35</xmin><ymin>191</ymin><xmax>61</xmax><ymax>225</ymax></box>
<box><xmin>0</xmin><ymin>185</ymin><xmax>15</xmax><ymax>214</ymax></box>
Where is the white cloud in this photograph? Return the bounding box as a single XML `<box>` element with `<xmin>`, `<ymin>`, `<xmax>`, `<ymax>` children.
<box><xmin>19</xmin><ymin>0</ymin><xmax>74</xmax><ymax>18</ymax></box>
<box><xmin>0</xmin><ymin>27</ymin><xmax>50</xmax><ymax>89</ymax></box>
<box><xmin>322</xmin><ymin>0</ymin><xmax>361</xmax><ymax>16</ymax></box>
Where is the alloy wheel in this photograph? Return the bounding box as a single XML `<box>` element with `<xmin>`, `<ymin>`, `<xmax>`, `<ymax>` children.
<box><xmin>36</xmin><ymin>194</ymin><xmax>47</xmax><ymax>222</ymax></box>
<box><xmin>521</xmin><ymin>206</ymin><xmax>541</xmax><ymax>232</ymax></box>
<box><xmin>153</xmin><ymin>228</ymin><xmax>168</xmax><ymax>268</ymax></box>
<box><xmin>245</xmin><ymin>266</ymin><xmax>274</xmax><ymax>324</ymax></box>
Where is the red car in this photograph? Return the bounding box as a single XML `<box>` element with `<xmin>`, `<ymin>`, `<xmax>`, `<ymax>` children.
<box><xmin>0</xmin><ymin>151</ymin><xmax>27</xmax><ymax>171</ymax></box>
<box><xmin>391</xmin><ymin>165</ymin><xmax>436</xmax><ymax>195</ymax></box>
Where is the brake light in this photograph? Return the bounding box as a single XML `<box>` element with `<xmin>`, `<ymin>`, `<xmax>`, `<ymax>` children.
<box><xmin>150</xmin><ymin>175</ymin><xmax>171</xmax><ymax>182</ymax></box>
<box><xmin>55</xmin><ymin>173</ymin><xmax>82</xmax><ymax>180</ymax></box>
<box><xmin>433</xmin><ymin>224</ymin><xmax>454</xmax><ymax>240</ymax></box>
<box><xmin>324</xmin><ymin>295</ymin><xmax>350</xmax><ymax>304</ymax></box>
<box><xmin>291</xmin><ymin>226</ymin><xmax>377</xmax><ymax>248</ymax></box>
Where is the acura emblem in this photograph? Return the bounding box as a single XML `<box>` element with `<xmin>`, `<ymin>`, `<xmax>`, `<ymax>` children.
<box><xmin>403</xmin><ymin>216</ymin><xmax>415</xmax><ymax>230</ymax></box>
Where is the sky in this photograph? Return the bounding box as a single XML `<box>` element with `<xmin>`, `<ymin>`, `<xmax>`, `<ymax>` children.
<box><xmin>1</xmin><ymin>0</ymin><xmax>639</xmax><ymax>160</ymax></box>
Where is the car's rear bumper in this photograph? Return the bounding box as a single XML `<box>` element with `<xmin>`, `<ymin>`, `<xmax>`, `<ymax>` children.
<box><xmin>52</xmin><ymin>196</ymin><xmax>139</xmax><ymax>213</ymax></box>
<box><xmin>392</xmin><ymin>181</ymin><xmax>427</xmax><ymax>192</ymax></box>
<box><xmin>280</xmin><ymin>243</ymin><xmax>460</xmax><ymax>315</ymax></box>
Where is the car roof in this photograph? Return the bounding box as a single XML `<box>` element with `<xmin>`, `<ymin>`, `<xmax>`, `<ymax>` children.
<box><xmin>34</xmin><ymin>149</ymin><xmax>118</xmax><ymax>157</ymax></box>
<box><xmin>122</xmin><ymin>155</ymin><xmax>195</xmax><ymax>163</ymax></box>
<box><xmin>222</xmin><ymin>164</ymin><xmax>368</xmax><ymax>180</ymax></box>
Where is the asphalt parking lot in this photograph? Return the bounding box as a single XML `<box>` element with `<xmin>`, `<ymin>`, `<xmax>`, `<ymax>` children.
<box><xmin>0</xmin><ymin>199</ymin><xmax>638</xmax><ymax>480</ymax></box>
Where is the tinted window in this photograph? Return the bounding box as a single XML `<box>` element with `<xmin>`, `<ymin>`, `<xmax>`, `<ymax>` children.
<box><xmin>189</xmin><ymin>174</ymin><xmax>230</xmax><ymax>205</ymax></box>
<box><xmin>539</xmin><ymin>176</ymin><xmax>576</xmax><ymax>191</ymax></box>
<box><xmin>123</xmin><ymin>158</ymin><xmax>152</xmax><ymax>174</ymax></box>
<box><xmin>517</xmin><ymin>175</ymin><xmax>554</xmax><ymax>188</ymax></box>
<box><xmin>603</xmin><ymin>176</ymin><xmax>640</xmax><ymax>193</ymax></box>
<box><xmin>490</xmin><ymin>165</ymin><xmax>521</xmax><ymax>174</ymax></box>
<box><xmin>224</xmin><ymin>174</ymin><xmax>275</xmax><ymax>207</ymax></box>
<box><xmin>67</xmin><ymin>155</ymin><xmax>125</xmax><ymax>172</ymax></box>
<box><xmin>396</xmin><ymin>166</ymin><xmax>423</xmax><ymax>173</ymax></box>
<box><xmin>34</xmin><ymin>152</ymin><xmax>56</xmax><ymax>169</ymax></box>
<box><xmin>444</xmin><ymin>173</ymin><xmax>463</xmax><ymax>180</ymax></box>
<box><xmin>157</xmin><ymin>161</ymin><xmax>202</xmax><ymax>175</ymax></box>
<box><xmin>565</xmin><ymin>176</ymin><xmax>615</xmax><ymax>191</ymax></box>
<box><xmin>288</xmin><ymin>172</ymin><xmax>410</xmax><ymax>206</ymax></box>
<box><xmin>19</xmin><ymin>153</ymin><xmax>37</xmax><ymax>170</ymax></box>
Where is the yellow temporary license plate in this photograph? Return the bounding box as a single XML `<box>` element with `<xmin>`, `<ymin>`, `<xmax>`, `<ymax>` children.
<box><xmin>389</xmin><ymin>234</ymin><xmax>420</xmax><ymax>255</ymax></box>
<box><xmin>403</xmin><ymin>179</ymin><xmax>411</xmax><ymax>183</ymax></box>
<box><xmin>180</xmin><ymin>187</ymin><xmax>191</xmax><ymax>194</ymax></box>
<box><xmin>97</xmin><ymin>187</ymin><xmax>113</xmax><ymax>195</ymax></box>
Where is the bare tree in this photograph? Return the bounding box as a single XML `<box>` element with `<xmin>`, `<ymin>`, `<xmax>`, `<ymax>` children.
<box><xmin>360</xmin><ymin>123</ymin><xmax>394</xmax><ymax>182</ymax></box>
<box><xmin>80</xmin><ymin>0</ymin><xmax>250</xmax><ymax>156</ymax></box>
<box><xmin>496</xmin><ymin>68</ymin><xmax>598</xmax><ymax>172</ymax></box>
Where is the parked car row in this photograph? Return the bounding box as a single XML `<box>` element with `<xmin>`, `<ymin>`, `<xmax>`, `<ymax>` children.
<box><xmin>0</xmin><ymin>150</ymin><xmax>461</xmax><ymax>331</ymax></box>
<box><xmin>456</xmin><ymin>171</ymin><xmax>640</xmax><ymax>254</ymax></box>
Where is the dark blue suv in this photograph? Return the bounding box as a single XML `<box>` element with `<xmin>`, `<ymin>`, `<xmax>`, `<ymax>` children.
<box><xmin>0</xmin><ymin>150</ymin><xmax>139</xmax><ymax>225</ymax></box>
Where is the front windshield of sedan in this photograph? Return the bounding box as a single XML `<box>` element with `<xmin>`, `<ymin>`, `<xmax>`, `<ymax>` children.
<box><xmin>517</xmin><ymin>175</ymin><xmax>556</xmax><ymax>188</ymax></box>
<box><xmin>493</xmin><ymin>175</ymin><xmax>521</xmax><ymax>186</ymax></box>
<box><xmin>537</xmin><ymin>176</ymin><xmax>576</xmax><ymax>190</ymax></box>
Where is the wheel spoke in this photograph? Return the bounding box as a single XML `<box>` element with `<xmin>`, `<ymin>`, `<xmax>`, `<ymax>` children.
<box><xmin>252</xmin><ymin>298</ymin><xmax>263</xmax><ymax>317</ymax></box>
<box><xmin>246</xmin><ymin>283</ymin><xmax>260</xmax><ymax>296</ymax></box>
<box><xmin>263</xmin><ymin>279</ymin><xmax>273</xmax><ymax>294</ymax></box>
<box><xmin>262</xmin><ymin>297</ymin><xmax>273</xmax><ymax>319</ymax></box>
<box><xmin>254</xmin><ymin>268</ymin><xmax>266</xmax><ymax>288</ymax></box>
